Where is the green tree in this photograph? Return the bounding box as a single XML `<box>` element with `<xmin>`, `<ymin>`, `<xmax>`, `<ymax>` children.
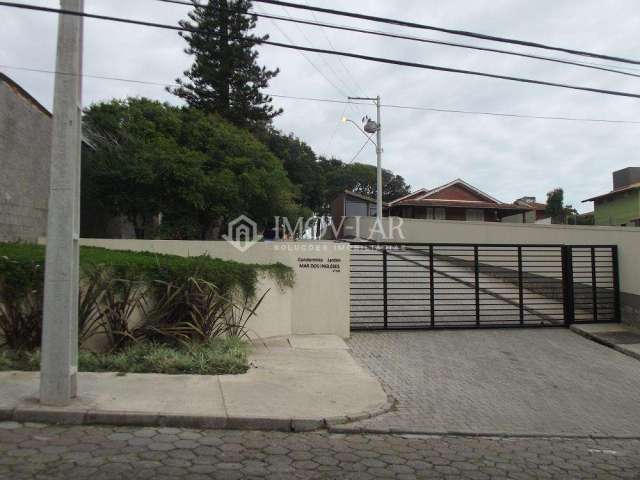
<box><xmin>82</xmin><ymin>98</ymin><xmax>300</xmax><ymax>240</ymax></box>
<box><xmin>171</xmin><ymin>0</ymin><xmax>281</xmax><ymax>128</ymax></box>
<box><xmin>82</xmin><ymin>98</ymin><xmax>204</xmax><ymax>238</ymax></box>
<box><xmin>257</xmin><ymin>130</ymin><xmax>325</xmax><ymax>214</ymax></box>
<box><xmin>319</xmin><ymin>159</ymin><xmax>411</xmax><ymax>207</ymax></box>
<box><xmin>545</xmin><ymin>188</ymin><xmax>573</xmax><ymax>224</ymax></box>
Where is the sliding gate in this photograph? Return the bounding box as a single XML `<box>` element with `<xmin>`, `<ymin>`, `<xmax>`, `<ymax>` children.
<box><xmin>350</xmin><ymin>243</ymin><xmax>620</xmax><ymax>330</ymax></box>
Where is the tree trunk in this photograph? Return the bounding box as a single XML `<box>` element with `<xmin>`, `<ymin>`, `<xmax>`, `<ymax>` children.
<box><xmin>133</xmin><ymin>214</ymin><xmax>146</xmax><ymax>239</ymax></box>
<box><xmin>218</xmin><ymin>0</ymin><xmax>231</xmax><ymax>117</ymax></box>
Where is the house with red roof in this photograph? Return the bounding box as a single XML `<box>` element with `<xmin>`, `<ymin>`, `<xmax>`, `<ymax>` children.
<box><xmin>329</xmin><ymin>179</ymin><xmax>543</xmax><ymax>239</ymax></box>
<box><xmin>386</xmin><ymin>179</ymin><xmax>531</xmax><ymax>222</ymax></box>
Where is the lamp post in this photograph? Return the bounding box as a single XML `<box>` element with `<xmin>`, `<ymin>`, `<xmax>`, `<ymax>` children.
<box><xmin>342</xmin><ymin>96</ymin><xmax>383</xmax><ymax>220</ymax></box>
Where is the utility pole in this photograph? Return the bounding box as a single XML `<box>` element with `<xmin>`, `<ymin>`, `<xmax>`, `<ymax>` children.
<box><xmin>40</xmin><ymin>0</ymin><xmax>84</xmax><ymax>406</ymax></box>
<box><xmin>347</xmin><ymin>96</ymin><xmax>383</xmax><ymax>220</ymax></box>
<box><xmin>374</xmin><ymin>95</ymin><xmax>382</xmax><ymax>220</ymax></box>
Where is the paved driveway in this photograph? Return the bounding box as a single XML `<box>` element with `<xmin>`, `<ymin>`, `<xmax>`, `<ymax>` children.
<box><xmin>345</xmin><ymin>329</ymin><xmax>640</xmax><ymax>436</ymax></box>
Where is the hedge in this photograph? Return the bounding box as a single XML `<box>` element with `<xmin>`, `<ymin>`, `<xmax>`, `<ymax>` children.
<box><xmin>0</xmin><ymin>243</ymin><xmax>293</xmax><ymax>298</ymax></box>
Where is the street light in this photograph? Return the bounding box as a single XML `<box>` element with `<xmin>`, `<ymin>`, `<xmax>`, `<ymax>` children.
<box><xmin>342</xmin><ymin>96</ymin><xmax>383</xmax><ymax>220</ymax></box>
<box><xmin>342</xmin><ymin>116</ymin><xmax>378</xmax><ymax>149</ymax></box>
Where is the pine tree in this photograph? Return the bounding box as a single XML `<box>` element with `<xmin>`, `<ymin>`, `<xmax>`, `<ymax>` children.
<box><xmin>171</xmin><ymin>0</ymin><xmax>282</xmax><ymax>128</ymax></box>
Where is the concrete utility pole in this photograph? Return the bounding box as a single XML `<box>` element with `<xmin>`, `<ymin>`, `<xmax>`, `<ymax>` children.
<box><xmin>347</xmin><ymin>96</ymin><xmax>383</xmax><ymax>220</ymax></box>
<box><xmin>40</xmin><ymin>0</ymin><xmax>84</xmax><ymax>406</ymax></box>
<box><xmin>374</xmin><ymin>95</ymin><xmax>383</xmax><ymax>221</ymax></box>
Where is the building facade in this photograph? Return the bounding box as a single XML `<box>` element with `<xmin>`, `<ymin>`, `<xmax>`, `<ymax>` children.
<box><xmin>386</xmin><ymin>179</ymin><xmax>530</xmax><ymax>223</ymax></box>
<box><xmin>583</xmin><ymin>167</ymin><xmax>640</xmax><ymax>227</ymax></box>
<box><xmin>329</xmin><ymin>179</ymin><xmax>541</xmax><ymax>239</ymax></box>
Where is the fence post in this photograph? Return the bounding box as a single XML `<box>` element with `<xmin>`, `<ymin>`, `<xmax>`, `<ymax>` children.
<box><xmin>591</xmin><ymin>247</ymin><xmax>598</xmax><ymax>323</ymax></box>
<box><xmin>474</xmin><ymin>246</ymin><xmax>480</xmax><ymax>326</ymax></box>
<box><xmin>518</xmin><ymin>246</ymin><xmax>524</xmax><ymax>325</ymax></box>
<box><xmin>612</xmin><ymin>246</ymin><xmax>621</xmax><ymax>323</ymax></box>
<box><xmin>561</xmin><ymin>246</ymin><xmax>575</xmax><ymax>326</ymax></box>
<box><xmin>382</xmin><ymin>247</ymin><xmax>388</xmax><ymax>329</ymax></box>
<box><xmin>429</xmin><ymin>245</ymin><xmax>435</xmax><ymax>328</ymax></box>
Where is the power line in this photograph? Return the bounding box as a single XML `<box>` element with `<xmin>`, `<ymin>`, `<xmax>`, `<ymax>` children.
<box><xmin>252</xmin><ymin>0</ymin><xmax>640</xmax><ymax>66</ymax></box>
<box><xmin>4</xmin><ymin>2</ymin><xmax>640</xmax><ymax>100</ymax></box>
<box><xmin>154</xmin><ymin>0</ymin><xmax>640</xmax><ymax>79</ymax></box>
<box><xmin>270</xmin><ymin>93</ymin><xmax>640</xmax><ymax>125</ymax></box>
<box><xmin>301</xmin><ymin>0</ymin><xmax>366</xmax><ymax>95</ymax></box>
<box><xmin>259</xmin><ymin>12</ymin><xmax>640</xmax><ymax>79</ymax></box>
<box><xmin>349</xmin><ymin>133</ymin><xmax>375</xmax><ymax>163</ymax></box>
<box><xmin>253</xmin><ymin>5</ymin><xmax>351</xmax><ymax>102</ymax></box>
<box><xmin>160</xmin><ymin>0</ymin><xmax>364</xmax><ymax>116</ymax></box>
<box><xmin>3</xmin><ymin>63</ymin><xmax>640</xmax><ymax>125</ymax></box>
<box><xmin>0</xmin><ymin>64</ymin><xmax>178</xmax><ymax>87</ymax></box>
<box><xmin>267</xmin><ymin>40</ymin><xmax>640</xmax><ymax>100</ymax></box>
<box><xmin>274</xmin><ymin>5</ymin><xmax>365</xmax><ymax>118</ymax></box>
<box><xmin>279</xmin><ymin>6</ymin><xmax>357</xmax><ymax>99</ymax></box>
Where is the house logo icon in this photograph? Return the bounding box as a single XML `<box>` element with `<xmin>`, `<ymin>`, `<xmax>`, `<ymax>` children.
<box><xmin>223</xmin><ymin>215</ymin><xmax>259</xmax><ymax>252</ymax></box>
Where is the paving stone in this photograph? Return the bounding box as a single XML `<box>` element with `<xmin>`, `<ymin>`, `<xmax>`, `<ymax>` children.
<box><xmin>0</xmin><ymin>423</ymin><xmax>638</xmax><ymax>478</ymax></box>
<box><xmin>347</xmin><ymin>330</ymin><xmax>640</xmax><ymax>437</ymax></box>
<box><xmin>147</xmin><ymin>442</ymin><xmax>174</xmax><ymax>451</ymax></box>
<box><xmin>0</xmin><ymin>422</ymin><xmax>21</xmax><ymax>430</ymax></box>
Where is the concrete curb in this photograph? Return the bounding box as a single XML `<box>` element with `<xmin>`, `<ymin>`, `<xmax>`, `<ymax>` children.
<box><xmin>570</xmin><ymin>325</ymin><xmax>640</xmax><ymax>361</ymax></box>
<box><xmin>326</xmin><ymin>425</ymin><xmax>640</xmax><ymax>440</ymax></box>
<box><xmin>324</xmin><ymin>395</ymin><xmax>396</xmax><ymax>429</ymax></box>
<box><xmin>0</xmin><ymin>396</ymin><xmax>395</xmax><ymax>433</ymax></box>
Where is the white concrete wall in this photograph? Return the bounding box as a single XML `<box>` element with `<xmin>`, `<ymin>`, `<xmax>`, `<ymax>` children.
<box><xmin>78</xmin><ymin>239</ymin><xmax>351</xmax><ymax>339</ymax></box>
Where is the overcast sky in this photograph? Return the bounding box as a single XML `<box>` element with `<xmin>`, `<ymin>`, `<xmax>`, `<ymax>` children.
<box><xmin>2</xmin><ymin>0</ymin><xmax>640</xmax><ymax>212</ymax></box>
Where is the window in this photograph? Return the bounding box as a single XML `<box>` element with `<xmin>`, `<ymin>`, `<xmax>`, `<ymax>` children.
<box><xmin>402</xmin><ymin>206</ymin><xmax>413</xmax><ymax>218</ymax></box>
<box><xmin>434</xmin><ymin>207</ymin><xmax>446</xmax><ymax>220</ymax></box>
<box><xmin>415</xmin><ymin>207</ymin><xmax>432</xmax><ymax>219</ymax></box>
<box><xmin>425</xmin><ymin>207</ymin><xmax>434</xmax><ymax>219</ymax></box>
<box><xmin>466</xmin><ymin>209</ymin><xmax>484</xmax><ymax>222</ymax></box>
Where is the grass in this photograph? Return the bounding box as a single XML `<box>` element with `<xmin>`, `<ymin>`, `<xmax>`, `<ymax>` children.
<box><xmin>0</xmin><ymin>337</ymin><xmax>250</xmax><ymax>375</ymax></box>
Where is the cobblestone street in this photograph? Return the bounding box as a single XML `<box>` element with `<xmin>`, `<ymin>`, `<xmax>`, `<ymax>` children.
<box><xmin>346</xmin><ymin>330</ymin><xmax>640</xmax><ymax>436</ymax></box>
<box><xmin>1</xmin><ymin>421</ymin><xmax>640</xmax><ymax>479</ymax></box>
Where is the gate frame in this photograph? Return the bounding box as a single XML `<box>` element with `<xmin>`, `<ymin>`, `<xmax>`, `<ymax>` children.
<box><xmin>349</xmin><ymin>241</ymin><xmax>622</xmax><ymax>331</ymax></box>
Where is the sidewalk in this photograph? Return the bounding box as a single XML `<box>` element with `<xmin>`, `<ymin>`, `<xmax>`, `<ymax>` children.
<box><xmin>0</xmin><ymin>335</ymin><xmax>390</xmax><ymax>431</ymax></box>
<box><xmin>571</xmin><ymin>323</ymin><xmax>640</xmax><ymax>361</ymax></box>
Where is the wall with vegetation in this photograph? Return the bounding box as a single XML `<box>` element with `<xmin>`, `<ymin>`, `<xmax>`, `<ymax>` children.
<box><xmin>0</xmin><ymin>243</ymin><xmax>296</xmax><ymax>352</ymax></box>
<box><xmin>78</xmin><ymin>239</ymin><xmax>351</xmax><ymax>338</ymax></box>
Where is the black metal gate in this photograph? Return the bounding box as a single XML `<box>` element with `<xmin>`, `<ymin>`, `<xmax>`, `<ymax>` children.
<box><xmin>350</xmin><ymin>243</ymin><xmax>620</xmax><ymax>330</ymax></box>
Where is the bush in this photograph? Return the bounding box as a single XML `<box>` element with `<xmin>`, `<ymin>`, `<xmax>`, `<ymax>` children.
<box><xmin>0</xmin><ymin>243</ymin><xmax>293</xmax><ymax>351</ymax></box>
<box><xmin>139</xmin><ymin>278</ymin><xmax>230</xmax><ymax>347</ymax></box>
<box><xmin>0</xmin><ymin>254</ymin><xmax>44</xmax><ymax>351</ymax></box>
<box><xmin>0</xmin><ymin>337</ymin><xmax>249</xmax><ymax>375</ymax></box>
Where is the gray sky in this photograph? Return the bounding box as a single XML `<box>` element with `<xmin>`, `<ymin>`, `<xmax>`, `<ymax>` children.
<box><xmin>2</xmin><ymin>0</ymin><xmax>640</xmax><ymax>212</ymax></box>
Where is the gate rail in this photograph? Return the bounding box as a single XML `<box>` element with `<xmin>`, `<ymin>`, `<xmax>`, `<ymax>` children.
<box><xmin>349</xmin><ymin>242</ymin><xmax>620</xmax><ymax>331</ymax></box>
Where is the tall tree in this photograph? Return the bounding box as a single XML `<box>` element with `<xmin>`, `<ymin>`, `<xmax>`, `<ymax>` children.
<box><xmin>82</xmin><ymin>98</ymin><xmax>300</xmax><ymax>240</ymax></box>
<box><xmin>171</xmin><ymin>0</ymin><xmax>282</xmax><ymax>128</ymax></box>
<box><xmin>319</xmin><ymin>159</ymin><xmax>412</xmax><ymax>208</ymax></box>
<box><xmin>257</xmin><ymin>130</ymin><xmax>325</xmax><ymax>214</ymax></box>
